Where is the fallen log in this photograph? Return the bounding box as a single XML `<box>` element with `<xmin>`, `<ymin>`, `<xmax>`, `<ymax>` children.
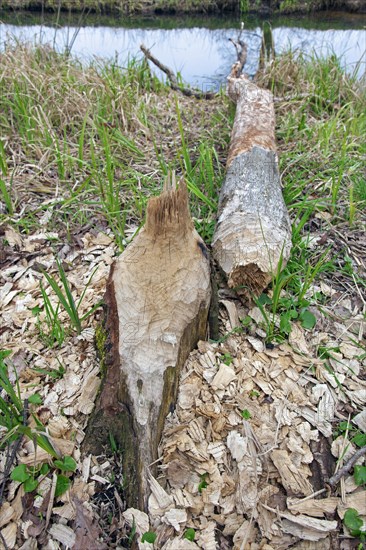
<box><xmin>84</xmin><ymin>176</ymin><xmax>211</xmax><ymax>509</ymax></box>
<box><xmin>212</xmin><ymin>64</ymin><xmax>292</xmax><ymax>298</ymax></box>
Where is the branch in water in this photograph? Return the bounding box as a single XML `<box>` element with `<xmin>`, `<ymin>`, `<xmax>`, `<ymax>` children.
<box><xmin>140</xmin><ymin>43</ymin><xmax>217</xmax><ymax>100</ymax></box>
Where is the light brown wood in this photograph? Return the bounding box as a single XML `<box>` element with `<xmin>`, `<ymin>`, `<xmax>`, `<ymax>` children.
<box><xmin>212</xmin><ymin>68</ymin><xmax>292</xmax><ymax>298</ymax></box>
<box><xmin>84</xmin><ymin>176</ymin><xmax>211</xmax><ymax>509</ymax></box>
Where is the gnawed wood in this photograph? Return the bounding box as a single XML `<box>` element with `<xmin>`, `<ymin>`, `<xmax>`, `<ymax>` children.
<box><xmin>212</xmin><ymin>65</ymin><xmax>292</xmax><ymax>298</ymax></box>
<box><xmin>84</xmin><ymin>177</ymin><xmax>211</xmax><ymax>509</ymax></box>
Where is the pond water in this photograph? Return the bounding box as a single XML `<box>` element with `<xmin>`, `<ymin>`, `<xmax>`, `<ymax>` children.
<box><xmin>0</xmin><ymin>11</ymin><xmax>365</xmax><ymax>88</ymax></box>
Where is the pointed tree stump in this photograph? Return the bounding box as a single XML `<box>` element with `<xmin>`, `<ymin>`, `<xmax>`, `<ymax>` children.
<box><xmin>84</xmin><ymin>178</ymin><xmax>211</xmax><ymax>510</ymax></box>
<box><xmin>212</xmin><ymin>66</ymin><xmax>292</xmax><ymax>298</ymax></box>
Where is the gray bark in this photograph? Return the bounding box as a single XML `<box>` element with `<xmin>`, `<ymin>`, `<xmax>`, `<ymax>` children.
<box><xmin>212</xmin><ymin>76</ymin><xmax>292</xmax><ymax>297</ymax></box>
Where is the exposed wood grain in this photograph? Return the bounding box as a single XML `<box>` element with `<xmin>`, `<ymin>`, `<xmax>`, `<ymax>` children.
<box><xmin>84</xmin><ymin>178</ymin><xmax>211</xmax><ymax>509</ymax></box>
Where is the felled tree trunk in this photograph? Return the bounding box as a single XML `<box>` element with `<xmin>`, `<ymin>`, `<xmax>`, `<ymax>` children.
<box><xmin>84</xmin><ymin>177</ymin><xmax>211</xmax><ymax>510</ymax></box>
<box><xmin>212</xmin><ymin>66</ymin><xmax>292</xmax><ymax>298</ymax></box>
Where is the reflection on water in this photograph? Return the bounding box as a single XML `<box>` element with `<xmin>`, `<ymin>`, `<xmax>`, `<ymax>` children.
<box><xmin>0</xmin><ymin>12</ymin><xmax>365</xmax><ymax>88</ymax></box>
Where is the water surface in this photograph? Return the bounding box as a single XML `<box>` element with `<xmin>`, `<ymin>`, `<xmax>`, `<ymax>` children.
<box><xmin>0</xmin><ymin>11</ymin><xmax>365</xmax><ymax>87</ymax></box>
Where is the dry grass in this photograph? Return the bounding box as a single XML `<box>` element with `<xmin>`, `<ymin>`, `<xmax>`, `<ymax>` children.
<box><xmin>0</xmin><ymin>43</ymin><xmax>230</xmax><ymax>246</ymax></box>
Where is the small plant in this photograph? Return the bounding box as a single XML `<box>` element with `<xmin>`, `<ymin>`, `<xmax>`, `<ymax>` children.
<box><xmin>343</xmin><ymin>508</ymin><xmax>365</xmax><ymax>547</ymax></box>
<box><xmin>41</xmin><ymin>256</ymin><xmax>101</xmax><ymax>336</ymax></box>
<box><xmin>0</xmin><ymin>350</ymin><xmax>58</xmax><ymax>457</ymax></box>
<box><xmin>241</xmin><ymin>409</ymin><xmax>251</xmax><ymax>420</ymax></box>
<box><xmin>333</xmin><ymin>419</ymin><xmax>366</xmax><ymax>448</ymax></box>
<box><xmin>221</xmin><ymin>353</ymin><xmax>233</xmax><ymax>366</ymax></box>
<box><xmin>184</xmin><ymin>528</ymin><xmax>196</xmax><ymax>541</ymax></box>
<box><xmin>28</xmin><ymin>393</ymin><xmax>42</xmax><ymax>405</ymax></box>
<box><xmin>253</xmin><ymin>288</ymin><xmax>317</xmax><ymax>344</ymax></box>
<box><xmin>53</xmin><ymin>455</ymin><xmax>77</xmax><ymax>473</ymax></box>
<box><xmin>11</xmin><ymin>462</ymin><xmax>49</xmax><ymax>493</ymax></box>
<box><xmin>353</xmin><ymin>465</ymin><xmax>366</xmax><ymax>486</ymax></box>
<box><xmin>31</xmin><ymin>360</ymin><xmax>65</xmax><ymax>380</ymax></box>
<box><xmin>0</xmin><ymin>176</ymin><xmax>14</xmax><ymax>216</ymax></box>
<box><xmin>127</xmin><ymin>517</ymin><xmax>137</xmax><ymax>547</ymax></box>
<box><xmin>109</xmin><ymin>432</ymin><xmax>118</xmax><ymax>454</ymax></box>
<box><xmin>11</xmin><ymin>455</ymin><xmax>76</xmax><ymax>497</ymax></box>
<box><xmin>141</xmin><ymin>532</ymin><xmax>157</xmax><ymax>544</ymax></box>
<box><xmin>240</xmin><ymin>315</ymin><xmax>252</xmax><ymax>328</ymax></box>
<box><xmin>32</xmin><ymin>284</ymin><xmax>65</xmax><ymax>348</ymax></box>
<box><xmin>198</xmin><ymin>472</ymin><xmax>209</xmax><ymax>493</ymax></box>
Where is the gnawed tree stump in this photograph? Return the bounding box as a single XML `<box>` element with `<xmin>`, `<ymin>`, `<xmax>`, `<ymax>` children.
<box><xmin>84</xmin><ymin>177</ymin><xmax>211</xmax><ymax>509</ymax></box>
<box><xmin>212</xmin><ymin>65</ymin><xmax>292</xmax><ymax>298</ymax></box>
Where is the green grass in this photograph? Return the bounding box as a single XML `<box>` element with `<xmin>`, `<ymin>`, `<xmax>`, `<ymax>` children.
<box><xmin>40</xmin><ymin>255</ymin><xmax>102</xmax><ymax>337</ymax></box>
<box><xmin>0</xmin><ymin>350</ymin><xmax>59</xmax><ymax>457</ymax></box>
<box><xmin>252</xmin><ymin>52</ymin><xmax>366</xmax><ymax>341</ymax></box>
<box><xmin>0</xmin><ymin>43</ymin><xmax>364</xmax><ymax>347</ymax></box>
<box><xmin>0</xmin><ymin>44</ymin><xmax>228</xmax><ymax>247</ymax></box>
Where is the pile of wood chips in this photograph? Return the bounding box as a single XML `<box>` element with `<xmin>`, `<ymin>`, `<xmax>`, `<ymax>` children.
<box><xmin>0</xmin><ymin>226</ymin><xmax>365</xmax><ymax>549</ymax></box>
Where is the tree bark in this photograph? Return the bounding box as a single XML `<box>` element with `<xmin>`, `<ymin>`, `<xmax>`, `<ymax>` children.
<box><xmin>84</xmin><ymin>178</ymin><xmax>211</xmax><ymax>510</ymax></box>
<box><xmin>212</xmin><ymin>68</ymin><xmax>292</xmax><ymax>299</ymax></box>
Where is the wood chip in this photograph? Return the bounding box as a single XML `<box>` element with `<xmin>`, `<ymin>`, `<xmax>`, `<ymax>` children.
<box><xmin>271</xmin><ymin>449</ymin><xmax>313</xmax><ymax>496</ymax></box>
<box><xmin>0</xmin><ymin>503</ymin><xmax>15</xmax><ymax>528</ymax></box>
<box><xmin>279</xmin><ymin>512</ymin><xmax>338</xmax><ymax>541</ymax></box>
<box><xmin>0</xmin><ymin>521</ymin><xmax>17</xmax><ymax>549</ymax></box>
<box><xmin>162</xmin><ymin>508</ymin><xmax>187</xmax><ymax>531</ymax></box>
<box><xmin>123</xmin><ymin>508</ymin><xmax>149</xmax><ymax>535</ymax></box>
<box><xmin>48</xmin><ymin>524</ymin><xmax>76</xmax><ymax>547</ymax></box>
<box><xmin>337</xmin><ymin>491</ymin><xmax>366</xmax><ymax>518</ymax></box>
<box><xmin>211</xmin><ymin>363</ymin><xmax>236</xmax><ymax>390</ymax></box>
<box><xmin>287</xmin><ymin>497</ymin><xmax>338</xmax><ymax>517</ymax></box>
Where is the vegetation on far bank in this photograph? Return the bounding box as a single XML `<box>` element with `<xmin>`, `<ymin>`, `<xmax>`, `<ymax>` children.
<box><xmin>0</xmin><ymin>0</ymin><xmax>365</xmax><ymax>15</ymax></box>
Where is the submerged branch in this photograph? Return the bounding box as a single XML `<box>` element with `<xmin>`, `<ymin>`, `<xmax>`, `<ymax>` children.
<box><xmin>140</xmin><ymin>44</ymin><xmax>217</xmax><ymax>100</ymax></box>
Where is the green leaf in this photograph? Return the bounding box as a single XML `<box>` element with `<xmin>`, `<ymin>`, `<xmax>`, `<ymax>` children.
<box><xmin>141</xmin><ymin>531</ymin><xmax>157</xmax><ymax>543</ymax></box>
<box><xmin>109</xmin><ymin>432</ymin><xmax>117</xmax><ymax>453</ymax></box>
<box><xmin>18</xmin><ymin>425</ymin><xmax>59</xmax><ymax>459</ymax></box>
<box><xmin>0</xmin><ymin>350</ymin><xmax>12</xmax><ymax>361</ymax></box>
<box><xmin>240</xmin><ymin>315</ymin><xmax>252</xmax><ymax>327</ymax></box>
<box><xmin>11</xmin><ymin>464</ymin><xmax>29</xmax><ymax>483</ymax></box>
<box><xmin>352</xmin><ymin>433</ymin><xmax>366</xmax><ymax>448</ymax></box>
<box><xmin>28</xmin><ymin>393</ymin><xmax>42</xmax><ymax>405</ymax></box>
<box><xmin>184</xmin><ymin>528</ymin><xmax>195</xmax><ymax>541</ymax></box>
<box><xmin>198</xmin><ymin>472</ymin><xmax>208</xmax><ymax>493</ymax></box>
<box><xmin>344</xmin><ymin>508</ymin><xmax>363</xmax><ymax>536</ymax></box>
<box><xmin>55</xmin><ymin>474</ymin><xmax>71</xmax><ymax>497</ymax></box>
<box><xmin>278</xmin><ymin>296</ymin><xmax>294</xmax><ymax>309</ymax></box>
<box><xmin>54</xmin><ymin>456</ymin><xmax>77</xmax><ymax>472</ymax></box>
<box><xmin>222</xmin><ymin>353</ymin><xmax>233</xmax><ymax>366</ymax></box>
<box><xmin>300</xmin><ymin>308</ymin><xmax>316</xmax><ymax>330</ymax></box>
<box><xmin>280</xmin><ymin>311</ymin><xmax>292</xmax><ymax>335</ymax></box>
<box><xmin>258</xmin><ymin>293</ymin><xmax>272</xmax><ymax>305</ymax></box>
<box><xmin>241</xmin><ymin>409</ymin><xmax>251</xmax><ymax>420</ymax></box>
<box><xmin>40</xmin><ymin>463</ymin><xmax>50</xmax><ymax>475</ymax></box>
<box><xmin>128</xmin><ymin>516</ymin><xmax>136</xmax><ymax>546</ymax></box>
<box><xmin>338</xmin><ymin>421</ymin><xmax>350</xmax><ymax>433</ymax></box>
<box><xmin>24</xmin><ymin>477</ymin><xmax>39</xmax><ymax>493</ymax></box>
<box><xmin>353</xmin><ymin>465</ymin><xmax>366</xmax><ymax>486</ymax></box>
